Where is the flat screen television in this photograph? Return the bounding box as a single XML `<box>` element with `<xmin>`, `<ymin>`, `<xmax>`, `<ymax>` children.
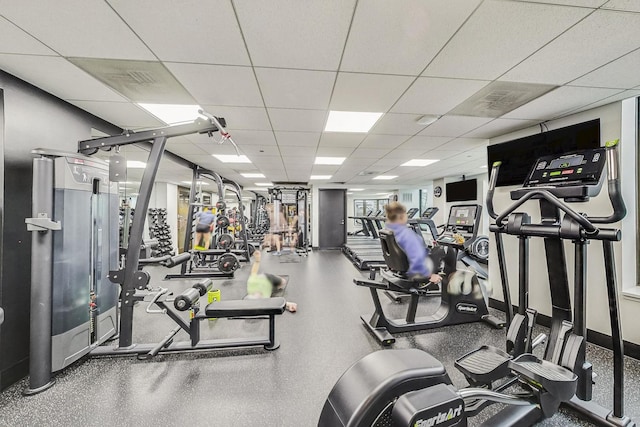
<box><xmin>487</xmin><ymin>119</ymin><xmax>600</xmax><ymax>187</ymax></box>
<box><xmin>446</xmin><ymin>179</ymin><xmax>477</xmax><ymax>202</ymax></box>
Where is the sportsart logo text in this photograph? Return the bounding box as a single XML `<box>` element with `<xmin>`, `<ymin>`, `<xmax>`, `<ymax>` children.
<box><xmin>456</xmin><ymin>303</ymin><xmax>478</xmax><ymax>314</ymax></box>
<box><xmin>414</xmin><ymin>404</ymin><xmax>463</xmax><ymax>427</ymax></box>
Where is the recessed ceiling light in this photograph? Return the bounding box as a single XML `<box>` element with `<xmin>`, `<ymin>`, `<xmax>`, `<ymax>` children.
<box><xmin>138</xmin><ymin>103</ymin><xmax>205</xmax><ymax>125</ymax></box>
<box><xmin>181</xmin><ymin>180</ymin><xmax>209</xmax><ymax>186</ymax></box>
<box><xmin>241</xmin><ymin>172</ymin><xmax>266</xmax><ymax>178</ymax></box>
<box><xmin>213</xmin><ymin>154</ymin><xmax>252</xmax><ymax>163</ymax></box>
<box><xmin>315</xmin><ymin>156</ymin><xmax>345</xmax><ymax>165</ymax></box>
<box><xmin>349</xmin><ymin>188</ymin><xmax>364</xmax><ymax>191</ymax></box>
<box><xmin>324</xmin><ymin>111</ymin><xmax>383</xmax><ymax>133</ymax></box>
<box><xmin>373</xmin><ymin>175</ymin><xmax>398</xmax><ymax>180</ymax></box>
<box><xmin>127</xmin><ymin>160</ymin><xmax>146</xmax><ymax>169</ymax></box>
<box><xmin>310</xmin><ymin>175</ymin><xmax>332</xmax><ymax>180</ymax></box>
<box><xmin>255</xmin><ymin>182</ymin><xmax>273</xmax><ymax>187</ymax></box>
<box><xmin>480</xmin><ymin>165</ymin><xmax>487</xmax><ymax>168</ymax></box>
<box><xmin>347</xmin><ymin>192</ymin><xmax>354</xmax><ymax>195</ymax></box>
<box><xmin>401</xmin><ymin>159</ymin><xmax>440</xmax><ymax>167</ymax></box>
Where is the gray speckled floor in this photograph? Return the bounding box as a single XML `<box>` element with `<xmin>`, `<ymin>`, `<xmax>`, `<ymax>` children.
<box><xmin>0</xmin><ymin>250</ymin><xmax>638</xmax><ymax>426</ymax></box>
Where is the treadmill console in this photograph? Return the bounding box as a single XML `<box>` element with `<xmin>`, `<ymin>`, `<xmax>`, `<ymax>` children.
<box><xmin>407</xmin><ymin>208</ymin><xmax>419</xmax><ymax>219</ymax></box>
<box><xmin>421</xmin><ymin>207</ymin><xmax>439</xmax><ymax>219</ymax></box>
<box><xmin>512</xmin><ymin>148</ymin><xmax>606</xmax><ymax>202</ymax></box>
<box><xmin>436</xmin><ymin>205</ymin><xmax>480</xmax><ymax>249</ymax></box>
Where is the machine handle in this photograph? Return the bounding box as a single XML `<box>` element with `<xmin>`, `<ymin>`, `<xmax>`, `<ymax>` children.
<box><xmin>485</xmin><ymin>161</ymin><xmax>501</xmax><ymax>220</ymax></box>
<box><xmin>589</xmin><ymin>140</ymin><xmax>627</xmax><ymax>224</ymax></box>
<box><xmin>495</xmin><ymin>189</ymin><xmax>596</xmax><ymax>233</ymax></box>
<box><xmin>146</xmin><ymin>288</ymin><xmax>168</xmax><ymax>314</ymax></box>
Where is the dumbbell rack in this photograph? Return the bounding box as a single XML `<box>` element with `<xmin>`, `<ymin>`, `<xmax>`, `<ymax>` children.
<box><xmin>147</xmin><ymin>208</ymin><xmax>174</xmax><ymax>256</ymax></box>
<box><xmin>119</xmin><ymin>206</ymin><xmax>134</xmax><ymax>248</ymax></box>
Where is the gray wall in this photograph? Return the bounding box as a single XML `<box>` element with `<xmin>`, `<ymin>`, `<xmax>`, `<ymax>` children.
<box><xmin>0</xmin><ymin>71</ymin><xmax>120</xmax><ymax>389</ymax></box>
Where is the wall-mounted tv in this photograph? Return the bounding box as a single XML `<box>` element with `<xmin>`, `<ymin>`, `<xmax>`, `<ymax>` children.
<box><xmin>487</xmin><ymin>119</ymin><xmax>600</xmax><ymax>187</ymax></box>
<box><xmin>446</xmin><ymin>179</ymin><xmax>477</xmax><ymax>202</ymax></box>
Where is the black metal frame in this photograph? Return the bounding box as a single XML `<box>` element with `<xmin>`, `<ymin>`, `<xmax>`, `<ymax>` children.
<box><xmin>78</xmin><ymin>118</ymin><xmax>226</xmax><ymax>349</ymax></box>
<box><xmin>484</xmin><ymin>142</ymin><xmax>634</xmax><ymax>426</ymax></box>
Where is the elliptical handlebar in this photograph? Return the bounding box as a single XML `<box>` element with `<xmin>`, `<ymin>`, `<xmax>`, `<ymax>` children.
<box><xmin>485</xmin><ymin>161</ymin><xmax>501</xmax><ymax>220</ymax></box>
<box><xmin>588</xmin><ymin>139</ymin><xmax>626</xmax><ymax>224</ymax></box>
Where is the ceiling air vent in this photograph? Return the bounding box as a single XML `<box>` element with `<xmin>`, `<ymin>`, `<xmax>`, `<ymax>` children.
<box><xmin>449</xmin><ymin>81</ymin><xmax>557</xmax><ymax>118</ymax></box>
<box><xmin>358</xmin><ymin>171</ymin><xmax>378</xmax><ymax>176</ymax></box>
<box><xmin>68</xmin><ymin>58</ymin><xmax>194</xmax><ymax>104</ymax></box>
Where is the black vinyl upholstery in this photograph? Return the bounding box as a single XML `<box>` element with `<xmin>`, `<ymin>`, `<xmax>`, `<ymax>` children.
<box><xmin>379</xmin><ymin>229</ymin><xmax>410</xmax><ymax>273</ymax></box>
<box><xmin>205</xmin><ymin>297</ymin><xmax>286</xmax><ymax>317</ymax></box>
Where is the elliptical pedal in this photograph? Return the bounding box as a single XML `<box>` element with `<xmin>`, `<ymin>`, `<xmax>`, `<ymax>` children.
<box><xmin>509</xmin><ymin>354</ymin><xmax>578</xmax><ymax>402</ymax></box>
<box><xmin>455</xmin><ymin>345</ymin><xmax>511</xmax><ymax>385</ymax></box>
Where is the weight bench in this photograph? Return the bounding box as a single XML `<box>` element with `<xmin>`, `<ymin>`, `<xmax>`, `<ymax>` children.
<box><xmin>92</xmin><ymin>280</ymin><xmax>287</xmax><ymax>359</ymax></box>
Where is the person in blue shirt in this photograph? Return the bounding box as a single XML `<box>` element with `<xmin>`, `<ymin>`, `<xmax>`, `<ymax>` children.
<box><xmin>384</xmin><ymin>202</ymin><xmax>443</xmax><ymax>284</ymax></box>
<box><xmin>194</xmin><ymin>207</ymin><xmax>216</xmax><ymax>250</ymax></box>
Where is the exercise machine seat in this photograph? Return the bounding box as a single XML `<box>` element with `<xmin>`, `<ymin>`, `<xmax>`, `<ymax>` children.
<box><xmin>379</xmin><ymin>229</ymin><xmax>410</xmax><ymax>273</ymax></box>
<box><xmin>204</xmin><ymin>297</ymin><xmax>286</xmax><ymax>317</ymax></box>
<box><xmin>318</xmin><ymin>349</ymin><xmax>451</xmax><ymax>427</ymax></box>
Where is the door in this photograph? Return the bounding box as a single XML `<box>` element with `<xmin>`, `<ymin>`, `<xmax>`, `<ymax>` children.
<box><xmin>318</xmin><ymin>189</ymin><xmax>346</xmax><ymax>249</ymax></box>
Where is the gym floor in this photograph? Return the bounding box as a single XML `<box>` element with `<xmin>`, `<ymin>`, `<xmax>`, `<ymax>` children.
<box><xmin>1</xmin><ymin>250</ymin><xmax>639</xmax><ymax>427</ymax></box>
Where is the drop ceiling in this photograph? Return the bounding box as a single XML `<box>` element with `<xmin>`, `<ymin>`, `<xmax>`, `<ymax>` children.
<box><xmin>1</xmin><ymin>0</ymin><xmax>639</xmax><ymax>188</ymax></box>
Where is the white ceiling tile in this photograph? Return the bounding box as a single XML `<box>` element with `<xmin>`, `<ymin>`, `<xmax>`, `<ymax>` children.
<box><xmin>1</xmin><ymin>0</ymin><xmax>154</xmax><ymax>59</ymax></box>
<box><xmin>219</xmin><ymin>130</ymin><xmax>277</xmax><ymax>146</ymax></box>
<box><xmin>380</xmin><ymin>150</ymin><xmax>417</xmax><ymax>160</ymax></box>
<box><xmin>351</xmin><ymin>148</ymin><xmax>392</xmax><ymax>158</ymax></box>
<box><xmin>107</xmin><ymin>0</ymin><xmax>249</xmax><ymax>65</ymax></box>
<box><xmin>341</xmin><ymin>0</ymin><xmax>481</xmax><ymax>75</ymax></box>
<box><xmin>0</xmin><ymin>55</ymin><xmax>126</xmax><ymax>101</ymax></box>
<box><xmin>319</xmin><ymin>133</ymin><xmax>367</xmax><ymax>147</ymax></box>
<box><xmin>392</xmin><ymin>77</ymin><xmax>490</xmax><ymax>114</ymax></box>
<box><xmin>340</xmin><ymin>158</ymin><xmax>377</xmax><ymax>167</ymax></box>
<box><xmin>268</xmin><ymin>109</ymin><xmax>327</xmax><ymax>132</ymax></box>
<box><xmin>370</xmin><ymin>113</ymin><xmax>432</xmax><ymax>136</ymax></box>
<box><xmin>424</xmin><ymin>1</ymin><xmax>590</xmax><ymax>80</ymax></box>
<box><xmin>330</xmin><ymin>72</ymin><xmax>414</xmax><ymax>111</ymax></box>
<box><xmin>315</xmin><ymin>146</ymin><xmax>355</xmax><ymax>157</ymax></box>
<box><xmin>463</xmin><ymin>118</ymin><xmax>538</xmax><ymax>138</ymax></box>
<box><xmin>311</xmin><ymin>165</ymin><xmax>340</xmax><ymax>174</ymax></box>
<box><xmin>196</xmin><ymin>142</ymin><xmax>240</xmax><ymax>155</ymax></box>
<box><xmin>419</xmin><ymin>150</ymin><xmax>461</xmax><ymax>160</ymax></box>
<box><xmin>360</xmin><ymin>135</ymin><xmax>410</xmax><ymax>150</ymax></box>
<box><xmin>502</xmin><ymin>86</ymin><xmax>621</xmax><ymax>120</ymax></box>
<box><xmin>396</xmin><ymin>136</ymin><xmax>450</xmax><ymax>152</ymax></box>
<box><xmin>165</xmin><ymin>141</ymin><xmax>207</xmax><ymax>156</ymax></box>
<box><xmin>255</xmin><ymin>68</ymin><xmax>335</xmax><ymax>109</ymax></box>
<box><xmin>570</xmin><ymin>48</ymin><xmax>640</xmax><ymax>89</ymax></box>
<box><xmin>564</xmin><ymin>89</ymin><xmax>640</xmax><ymax>115</ymax></box>
<box><xmin>70</xmin><ymin>100</ymin><xmax>164</xmax><ymax>128</ymax></box>
<box><xmin>501</xmin><ymin>10</ymin><xmax>640</xmax><ymax>85</ymax></box>
<box><xmin>282</xmin><ymin>157</ymin><xmax>314</xmax><ymax>166</ymax></box>
<box><xmin>239</xmin><ymin>145</ymin><xmax>283</xmax><ymax>155</ymax></box>
<box><xmin>602</xmin><ymin>0</ymin><xmax>640</xmax><ymax>12</ymax></box>
<box><xmin>200</xmin><ymin>105</ymin><xmax>271</xmax><ymax>131</ymax></box>
<box><xmin>511</xmin><ymin>0</ymin><xmax>607</xmax><ymax>6</ymax></box>
<box><xmin>419</xmin><ymin>115</ymin><xmax>493</xmax><ymax>137</ymax></box>
<box><xmin>0</xmin><ymin>16</ymin><xmax>56</xmax><ymax>55</ymax></box>
<box><xmin>440</xmin><ymin>138</ymin><xmax>488</xmax><ymax>151</ymax></box>
<box><xmin>275</xmin><ymin>132</ymin><xmax>321</xmax><ymax>147</ymax></box>
<box><xmin>234</xmin><ymin>0</ymin><xmax>356</xmax><ymax>70</ymax></box>
<box><xmin>166</xmin><ymin>63</ymin><xmax>263</xmax><ymax>106</ymax></box>
<box><xmin>278</xmin><ymin>146</ymin><xmax>316</xmax><ymax>157</ymax></box>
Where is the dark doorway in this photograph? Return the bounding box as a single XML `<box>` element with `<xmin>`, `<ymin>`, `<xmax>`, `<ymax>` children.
<box><xmin>318</xmin><ymin>189</ymin><xmax>346</xmax><ymax>249</ymax></box>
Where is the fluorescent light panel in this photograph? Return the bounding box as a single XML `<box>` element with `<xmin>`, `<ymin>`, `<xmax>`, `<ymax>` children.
<box><xmin>349</xmin><ymin>188</ymin><xmax>364</xmax><ymax>191</ymax></box>
<box><xmin>127</xmin><ymin>160</ymin><xmax>146</xmax><ymax>168</ymax></box>
<box><xmin>401</xmin><ymin>159</ymin><xmax>440</xmax><ymax>167</ymax></box>
<box><xmin>138</xmin><ymin>103</ymin><xmax>204</xmax><ymax>125</ymax></box>
<box><xmin>310</xmin><ymin>175</ymin><xmax>332</xmax><ymax>180</ymax></box>
<box><xmin>255</xmin><ymin>182</ymin><xmax>273</xmax><ymax>187</ymax></box>
<box><xmin>373</xmin><ymin>175</ymin><xmax>398</xmax><ymax>180</ymax></box>
<box><xmin>241</xmin><ymin>172</ymin><xmax>265</xmax><ymax>178</ymax></box>
<box><xmin>213</xmin><ymin>154</ymin><xmax>252</xmax><ymax>163</ymax></box>
<box><xmin>181</xmin><ymin>181</ymin><xmax>209</xmax><ymax>186</ymax></box>
<box><xmin>325</xmin><ymin>111</ymin><xmax>383</xmax><ymax>133</ymax></box>
<box><xmin>315</xmin><ymin>156</ymin><xmax>345</xmax><ymax>165</ymax></box>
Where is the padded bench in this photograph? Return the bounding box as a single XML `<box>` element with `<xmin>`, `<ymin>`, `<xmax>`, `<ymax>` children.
<box><xmin>205</xmin><ymin>297</ymin><xmax>286</xmax><ymax>317</ymax></box>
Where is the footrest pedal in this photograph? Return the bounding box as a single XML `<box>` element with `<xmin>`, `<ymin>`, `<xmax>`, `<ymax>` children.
<box><xmin>455</xmin><ymin>345</ymin><xmax>511</xmax><ymax>384</ymax></box>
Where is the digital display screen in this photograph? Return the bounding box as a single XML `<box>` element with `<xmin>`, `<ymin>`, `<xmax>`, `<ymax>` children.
<box><xmin>448</xmin><ymin>205</ymin><xmax>477</xmax><ymax>227</ymax></box>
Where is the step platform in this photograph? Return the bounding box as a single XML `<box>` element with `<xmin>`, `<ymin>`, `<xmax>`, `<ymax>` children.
<box><xmin>455</xmin><ymin>345</ymin><xmax>511</xmax><ymax>385</ymax></box>
<box><xmin>509</xmin><ymin>354</ymin><xmax>578</xmax><ymax>402</ymax></box>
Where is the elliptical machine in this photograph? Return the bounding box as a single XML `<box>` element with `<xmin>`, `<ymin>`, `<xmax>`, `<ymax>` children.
<box><xmin>319</xmin><ymin>140</ymin><xmax>634</xmax><ymax>426</ymax></box>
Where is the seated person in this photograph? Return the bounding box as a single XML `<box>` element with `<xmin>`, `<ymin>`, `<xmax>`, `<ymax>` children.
<box><xmin>384</xmin><ymin>202</ymin><xmax>443</xmax><ymax>284</ymax></box>
<box><xmin>246</xmin><ymin>251</ymin><xmax>297</xmax><ymax>312</ymax></box>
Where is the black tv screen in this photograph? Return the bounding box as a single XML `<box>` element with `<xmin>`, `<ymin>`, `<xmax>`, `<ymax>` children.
<box><xmin>487</xmin><ymin>119</ymin><xmax>600</xmax><ymax>187</ymax></box>
<box><xmin>446</xmin><ymin>179</ymin><xmax>477</xmax><ymax>202</ymax></box>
